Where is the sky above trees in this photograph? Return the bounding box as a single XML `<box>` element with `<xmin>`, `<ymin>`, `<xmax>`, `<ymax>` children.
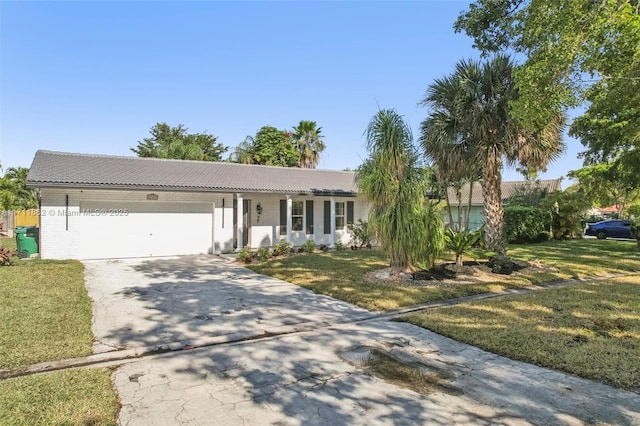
<box><xmin>1</xmin><ymin>1</ymin><xmax>585</xmax><ymax>181</ymax></box>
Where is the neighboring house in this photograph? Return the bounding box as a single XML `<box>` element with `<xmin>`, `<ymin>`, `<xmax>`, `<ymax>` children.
<box><xmin>27</xmin><ymin>150</ymin><xmax>369</xmax><ymax>260</ymax></box>
<box><xmin>594</xmin><ymin>205</ymin><xmax>622</xmax><ymax>218</ymax></box>
<box><xmin>443</xmin><ymin>179</ymin><xmax>562</xmax><ymax>230</ymax></box>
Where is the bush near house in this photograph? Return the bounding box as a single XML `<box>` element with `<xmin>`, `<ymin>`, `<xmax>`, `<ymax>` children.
<box><xmin>273</xmin><ymin>239</ymin><xmax>291</xmax><ymax>256</ymax></box>
<box><xmin>348</xmin><ymin>219</ymin><xmax>373</xmax><ymax>249</ymax></box>
<box><xmin>238</xmin><ymin>247</ymin><xmax>253</xmax><ymax>263</ymax></box>
<box><xmin>503</xmin><ymin>206</ymin><xmax>550</xmax><ymax>243</ymax></box>
<box><xmin>631</xmin><ymin>221</ymin><xmax>640</xmax><ymax>249</ymax></box>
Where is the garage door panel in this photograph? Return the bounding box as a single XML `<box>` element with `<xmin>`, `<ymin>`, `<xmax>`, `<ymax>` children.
<box><xmin>77</xmin><ymin>202</ymin><xmax>213</xmax><ymax>259</ymax></box>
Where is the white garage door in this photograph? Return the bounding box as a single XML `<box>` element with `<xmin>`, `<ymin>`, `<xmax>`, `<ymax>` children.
<box><xmin>77</xmin><ymin>202</ymin><xmax>214</xmax><ymax>259</ymax></box>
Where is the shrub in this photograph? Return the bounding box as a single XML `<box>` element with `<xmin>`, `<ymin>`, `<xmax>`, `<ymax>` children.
<box><xmin>273</xmin><ymin>239</ymin><xmax>291</xmax><ymax>256</ymax></box>
<box><xmin>444</xmin><ymin>229</ymin><xmax>481</xmax><ymax>267</ymax></box>
<box><xmin>256</xmin><ymin>247</ymin><xmax>273</xmax><ymax>262</ymax></box>
<box><xmin>335</xmin><ymin>241</ymin><xmax>346</xmax><ymax>251</ymax></box>
<box><xmin>348</xmin><ymin>219</ymin><xmax>373</xmax><ymax>248</ymax></box>
<box><xmin>0</xmin><ymin>247</ymin><xmax>17</xmax><ymax>266</ymax></box>
<box><xmin>534</xmin><ymin>231</ymin><xmax>551</xmax><ymax>243</ymax></box>
<box><xmin>503</xmin><ymin>206</ymin><xmax>550</xmax><ymax>243</ymax></box>
<box><xmin>303</xmin><ymin>239</ymin><xmax>315</xmax><ymax>253</ymax></box>
<box><xmin>238</xmin><ymin>247</ymin><xmax>253</xmax><ymax>263</ymax></box>
<box><xmin>541</xmin><ymin>191</ymin><xmax>590</xmax><ymax>240</ymax></box>
<box><xmin>631</xmin><ymin>221</ymin><xmax>640</xmax><ymax>249</ymax></box>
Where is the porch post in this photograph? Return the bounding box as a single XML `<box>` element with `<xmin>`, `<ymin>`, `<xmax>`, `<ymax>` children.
<box><xmin>286</xmin><ymin>195</ymin><xmax>293</xmax><ymax>244</ymax></box>
<box><xmin>236</xmin><ymin>193</ymin><xmax>243</xmax><ymax>250</ymax></box>
<box><xmin>330</xmin><ymin>196</ymin><xmax>336</xmax><ymax>248</ymax></box>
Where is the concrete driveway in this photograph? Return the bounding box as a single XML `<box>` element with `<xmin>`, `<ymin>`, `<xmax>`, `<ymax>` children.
<box><xmin>83</xmin><ymin>255</ymin><xmax>371</xmax><ymax>353</ymax></box>
<box><xmin>84</xmin><ymin>255</ymin><xmax>640</xmax><ymax>425</ymax></box>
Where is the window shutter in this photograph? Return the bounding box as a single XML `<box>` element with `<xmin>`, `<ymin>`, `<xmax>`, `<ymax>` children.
<box><xmin>280</xmin><ymin>199</ymin><xmax>287</xmax><ymax>235</ymax></box>
<box><xmin>324</xmin><ymin>201</ymin><xmax>331</xmax><ymax>234</ymax></box>
<box><xmin>347</xmin><ymin>201</ymin><xmax>354</xmax><ymax>225</ymax></box>
<box><xmin>306</xmin><ymin>200</ymin><xmax>314</xmax><ymax>234</ymax></box>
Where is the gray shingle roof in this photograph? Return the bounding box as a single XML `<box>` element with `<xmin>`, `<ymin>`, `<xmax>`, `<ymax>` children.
<box><xmin>27</xmin><ymin>150</ymin><xmax>358</xmax><ymax>196</ymax></box>
<box><xmin>445</xmin><ymin>179</ymin><xmax>562</xmax><ymax>205</ymax></box>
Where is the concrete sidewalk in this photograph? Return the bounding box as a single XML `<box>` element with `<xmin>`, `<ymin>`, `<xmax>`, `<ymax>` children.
<box><xmin>113</xmin><ymin>319</ymin><xmax>640</xmax><ymax>426</ymax></box>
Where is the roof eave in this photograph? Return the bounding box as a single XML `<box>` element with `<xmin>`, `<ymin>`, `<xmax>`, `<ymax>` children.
<box><xmin>27</xmin><ymin>181</ymin><xmax>358</xmax><ymax>197</ymax></box>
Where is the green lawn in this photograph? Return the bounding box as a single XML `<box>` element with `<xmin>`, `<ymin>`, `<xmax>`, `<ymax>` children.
<box><xmin>400</xmin><ymin>275</ymin><xmax>640</xmax><ymax>392</ymax></box>
<box><xmin>0</xmin><ymin>368</ymin><xmax>118</xmax><ymax>425</ymax></box>
<box><xmin>0</xmin><ymin>260</ymin><xmax>93</xmax><ymax>369</ymax></box>
<box><xmin>0</xmin><ymin>257</ymin><xmax>120</xmax><ymax>424</ymax></box>
<box><xmin>248</xmin><ymin>240</ymin><xmax>640</xmax><ymax>311</ymax></box>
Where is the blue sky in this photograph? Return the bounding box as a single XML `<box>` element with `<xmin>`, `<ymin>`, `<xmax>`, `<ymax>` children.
<box><xmin>1</xmin><ymin>1</ymin><xmax>584</xmax><ymax>183</ymax></box>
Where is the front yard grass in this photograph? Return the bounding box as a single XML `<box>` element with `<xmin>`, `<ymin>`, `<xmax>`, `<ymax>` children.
<box><xmin>0</xmin><ymin>260</ymin><xmax>93</xmax><ymax>369</ymax></box>
<box><xmin>248</xmin><ymin>240</ymin><xmax>640</xmax><ymax>311</ymax></box>
<box><xmin>0</xmin><ymin>368</ymin><xmax>118</xmax><ymax>425</ymax></box>
<box><xmin>0</xmin><ymin>259</ymin><xmax>119</xmax><ymax>424</ymax></box>
<box><xmin>400</xmin><ymin>275</ymin><xmax>640</xmax><ymax>392</ymax></box>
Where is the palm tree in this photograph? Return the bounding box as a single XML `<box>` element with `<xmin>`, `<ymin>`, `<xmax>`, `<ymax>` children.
<box><xmin>292</xmin><ymin>120</ymin><xmax>325</xmax><ymax>168</ymax></box>
<box><xmin>420</xmin><ymin>55</ymin><xmax>565</xmax><ymax>255</ymax></box>
<box><xmin>356</xmin><ymin>109</ymin><xmax>444</xmax><ymax>272</ymax></box>
<box><xmin>228</xmin><ymin>136</ymin><xmax>255</xmax><ymax>164</ymax></box>
<box><xmin>1</xmin><ymin>167</ymin><xmax>38</xmax><ymax>210</ymax></box>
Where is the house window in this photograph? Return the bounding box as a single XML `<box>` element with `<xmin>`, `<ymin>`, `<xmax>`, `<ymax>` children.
<box><xmin>292</xmin><ymin>201</ymin><xmax>304</xmax><ymax>231</ymax></box>
<box><xmin>335</xmin><ymin>202</ymin><xmax>345</xmax><ymax>229</ymax></box>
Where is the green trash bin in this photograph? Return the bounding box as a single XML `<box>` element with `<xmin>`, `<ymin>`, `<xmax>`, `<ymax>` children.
<box><xmin>15</xmin><ymin>226</ymin><xmax>39</xmax><ymax>258</ymax></box>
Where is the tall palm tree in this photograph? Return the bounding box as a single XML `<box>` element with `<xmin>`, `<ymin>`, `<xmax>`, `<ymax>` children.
<box><xmin>356</xmin><ymin>109</ymin><xmax>444</xmax><ymax>271</ymax></box>
<box><xmin>292</xmin><ymin>120</ymin><xmax>325</xmax><ymax>168</ymax></box>
<box><xmin>420</xmin><ymin>55</ymin><xmax>565</xmax><ymax>255</ymax></box>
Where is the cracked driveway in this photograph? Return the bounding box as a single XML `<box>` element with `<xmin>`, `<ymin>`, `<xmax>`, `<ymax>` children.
<box><xmin>85</xmin><ymin>255</ymin><xmax>640</xmax><ymax>425</ymax></box>
<box><xmin>83</xmin><ymin>255</ymin><xmax>371</xmax><ymax>352</ymax></box>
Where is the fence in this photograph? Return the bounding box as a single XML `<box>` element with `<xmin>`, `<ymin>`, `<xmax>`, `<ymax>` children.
<box><xmin>1</xmin><ymin>210</ymin><xmax>40</xmax><ymax>237</ymax></box>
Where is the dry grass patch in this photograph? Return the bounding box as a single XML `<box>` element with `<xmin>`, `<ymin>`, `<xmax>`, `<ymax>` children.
<box><xmin>0</xmin><ymin>368</ymin><xmax>118</xmax><ymax>425</ymax></box>
<box><xmin>366</xmin><ymin>349</ymin><xmax>461</xmax><ymax>395</ymax></box>
<box><xmin>401</xmin><ymin>275</ymin><xmax>640</xmax><ymax>392</ymax></box>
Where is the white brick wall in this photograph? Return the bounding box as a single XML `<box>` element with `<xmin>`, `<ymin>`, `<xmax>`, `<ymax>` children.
<box><xmin>39</xmin><ymin>188</ymin><xmax>235</xmax><ymax>259</ymax></box>
<box><xmin>38</xmin><ymin>188</ymin><xmax>371</xmax><ymax>258</ymax></box>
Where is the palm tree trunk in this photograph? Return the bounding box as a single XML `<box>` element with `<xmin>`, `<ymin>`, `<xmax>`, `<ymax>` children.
<box><xmin>444</xmin><ymin>185</ymin><xmax>454</xmax><ymax>228</ymax></box>
<box><xmin>482</xmin><ymin>149</ymin><xmax>506</xmax><ymax>256</ymax></box>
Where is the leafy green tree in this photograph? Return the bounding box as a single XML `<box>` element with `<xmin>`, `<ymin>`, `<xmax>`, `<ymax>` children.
<box><xmin>292</xmin><ymin>120</ymin><xmax>326</xmax><ymax>169</ymax></box>
<box><xmin>568</xmin><ymin>162</ymin><xmax>640</xmax><ymax>216</ymax></box>
<box><xmin>0</xmin><ymin>167</ymin><xmax>38</xmax><ymax>210</ymax></box>
<box><xmin>356</xmin><ymin>109</ymin><xmax>444</xmax><ymax>272</ymax></box>
<box><xmin>132</xmin><ymin>123</ymin><xmax>228</xmax><ymax>161</ymax></box>
<box><xmin>541</xmin><ymin>190</ymin><xmax>591</xmax><ymax>240</ymax></box>
<box><xmin>455</xmin><ymin>0</ymin><xmax>640</xmax><ymax>172</ymax></box>
<box><xmin>230</xmin><ymin>126</ymin><xmax>300</xmax><ymax>167</ymax></box>
<box><xmin>419</xmin><ymin>55</ymin><xmax>565</xmax><ymax>255</ymax></box>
